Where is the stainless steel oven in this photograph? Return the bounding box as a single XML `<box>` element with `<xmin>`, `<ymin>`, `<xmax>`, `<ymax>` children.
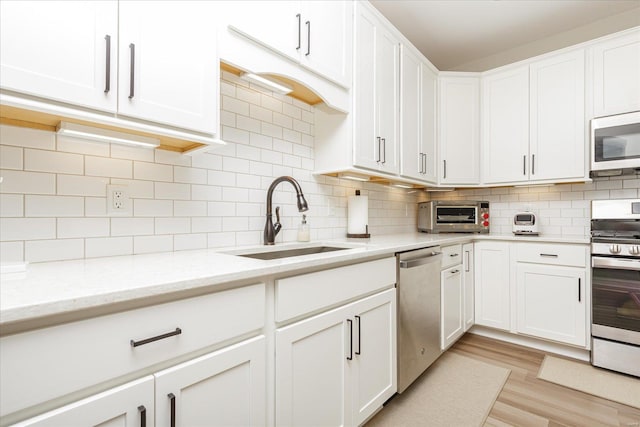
<box><xmin>590</xmin><ymin>199</ymin><xmax>640</xmax><ymax>377</ymax></box>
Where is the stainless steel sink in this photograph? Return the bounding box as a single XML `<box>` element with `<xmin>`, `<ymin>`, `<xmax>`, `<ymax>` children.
<box><xmin>236</xmin><ymin>246</ymin><xmax>350</xmax><ymax>260</ymax></box>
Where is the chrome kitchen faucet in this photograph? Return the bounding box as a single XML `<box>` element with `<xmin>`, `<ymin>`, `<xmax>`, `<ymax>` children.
<box><xmin>264</xmin><ymin>176</ymin><xmax>309</xmax><ymax>245</ymax></box>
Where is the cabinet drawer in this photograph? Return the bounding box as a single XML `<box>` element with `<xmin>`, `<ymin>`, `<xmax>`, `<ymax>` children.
<box><xmin>441</xmin><ymin>244</ymin><xmax>463</xmax><ymax>269</ymax></box>
<box><xmin>0</xmin><ymin>283</ymin><xmax>265</xmax><ymax>418</ymax></box>
<box><xmin>275</xmin><ymin>257</ymin><xmax>396</xmax><ymax>322</ymax></box>
<box><xmin>515</xmin><ymin>243</ymin><xmax>586</xmax><ymax>267</ymax></box>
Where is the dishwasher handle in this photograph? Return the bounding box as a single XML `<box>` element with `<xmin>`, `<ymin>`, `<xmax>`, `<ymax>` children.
<box><xmin>399</xmin><ymin>252</ymin><xmax>442</xmax><ymax>268</ymax></box>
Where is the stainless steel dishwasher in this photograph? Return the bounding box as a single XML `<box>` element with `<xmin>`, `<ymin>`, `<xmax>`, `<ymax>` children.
<box><xmin>396</xmin><ymin>246</ymin><xmax>443</xmax><ymax>393</ymax></box>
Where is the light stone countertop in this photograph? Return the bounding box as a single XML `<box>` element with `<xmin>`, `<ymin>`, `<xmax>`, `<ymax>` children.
<box><xmin>0</xmin><ymin>232</ymin><xmax>589</xmax><ymax>327</ymax></box>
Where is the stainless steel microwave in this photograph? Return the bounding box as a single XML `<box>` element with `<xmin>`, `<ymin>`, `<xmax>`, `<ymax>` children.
<box><xmin>418</xmin><ymin>201</ymin><xmax>490</xmax><ymax>233</ymax></box>
<box><xmin>591</xmin><ymin>111</ymin><xmax>640</xmax><ymax>177</ymax></box>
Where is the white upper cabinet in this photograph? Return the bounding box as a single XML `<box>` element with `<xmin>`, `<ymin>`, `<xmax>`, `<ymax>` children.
<box><xmin>227</xmin><ymin>0</ymin><xmax>352</xmax><ymax>88</ymax></box>
<box><xmin>1</xmin><ymin>1</ymin><xmax>219</xmax><ymax>140</ymax></box>
<box><xmin>0</xmin><ymin>1</ymin><xmax>118</xmax><ymax>112</ymax></box>
<box><xmin>529</xmin><ymin>49</ymin><xmax>585</xmax><ymax>182</ymax></box>
<box><xmin>400</xmin><ymin>45</ymin><xmax>437</xmax><ymax>183</ymax></box>
<box><xmin>482</xmin><ymin>49</ymin><xmax>585</xmax><ymax>185</ymax></box>
<box><xmin>438</xmin><ymin>75</ymin><xmax>481</xmax><ymax>185</ymax></box>
<box><xmin>118</xmin><ymin>1</ymin><xmax>218</xmax><ymax>135</ymax></box>
<box><xmin>591</xmin><ymin>28</ymin><xmax>640</xmax><ymax>118</ymax></box>
<box><xmin>482</xmin><ymin>66</ymin><xmax>530</xmax><ymax>184</ymax></box>
<box><xmin>353</xmin><ymin>3</ymin><xmax>400</xmax><ymax>174</ymax></box>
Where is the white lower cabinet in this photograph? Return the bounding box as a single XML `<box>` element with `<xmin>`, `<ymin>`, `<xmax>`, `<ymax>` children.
<box><xmin>275</xmin><ymin>289</ymin><xmax>396</xmax><ymax>427</ymax></box>
<box><xmin>154</xmin><ymin>336</ymin><xmax>266</xmax><ymax>427</ymax></box>
<box><xmin>13</xmin><ymin>376</ymin><xmax>154</xmax><ymax>427</ymax></box>
<box><xmin>16</xmin><ymin>337</ymin><xmax>266</xmax><ymax>427</ymax></box>
<box><xmin>441</xmin><ymin>265</ymin><xmax>464</xmax><ymax>350</ymax></box>
<box><xmin>474</xmin><ymin>241</ymin><xmax>511</xmax><ymax>331</ymax></box>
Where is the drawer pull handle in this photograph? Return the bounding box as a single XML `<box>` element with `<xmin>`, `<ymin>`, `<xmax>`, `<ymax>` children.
<box><xmin>450</xmin><ymin>269</ymin><xmax>460</xmax><ymax>274</ymax></box>
<box><xmin>578</xmin><ymin>278</ymin><xmax>581</xmax><ymax>302</ymax></box>
<box><xmin>355</xmin><ymin>315</ymin><xmax>361</xmax><ymax>356</ymax></box>
<box><xmin>346</xmin><ymin>319</ymin><xmax>353</xmax><ymax>360</ymax></box>
<box><xmin>540</xmin><ymin>253</ymin><xmax>558</xmax><ymax>258</ymax></box>
<box><xmin>450</xmin><ymin>253</ymin><xmax>459</xmax><ymax>257</ymax></box>
<box><xmin>168</xmin><ymin>393</ymin><xmax>176</xmax><ymax>427</ymax></box>
<box><xmin>138</xmin><ymin>405</ymin><xmax>146</xmax><ymax>427</ymax></box>
<box><xmin>130</xmin><ymin>327</ymin><xmax>182</xmax><ymax>347</ymax></box>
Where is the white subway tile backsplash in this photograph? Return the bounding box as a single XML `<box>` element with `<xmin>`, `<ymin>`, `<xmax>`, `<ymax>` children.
<box><xmin>236</xmin><ymin>86</ymin><xmax>261</xmax><ymax>105</ymax></box>
<box><xmin>207</xmin><ymin>231</ymin><xmax>236</xmax><ymax>248</ymax></box>
<box><xmin>236</xmin><ymin>144</ymin><xmax>261</xmax><ymax>161</ymax></box>
<box><xmin>134</xmin><ymin>199</ymin><xmax>173</xmax><ymax>217</ymax></box>
<box><xmin>154</xmin><ymin>182</ymin><xmax>190</xmax><ymax>200</ymax></box>
<box><xmin>236</xmin><ymin>173</ymin><xmax>261</xmax><ymax>189</ymax></box>
<box><xmin>0</xmin><ymin>169</ymin><xmax>55</xmax><ymax>194</ymax></box>
<box><xmin>222</xmin><ymin>217</ymin><xmax>249</xmax><ymax>232</ymax></box>
<box><xmin>57</xmin><ymin>175</ymin><xmax>108</xmax><ymax>197</ymax></box>
<box><xmin>191</xmin><ymin>185</ymin><xmax>222</xmax><ymax>201</ymax></box>
<box><xmin>0</xmin><ymin>145</ymin><xmax>23</xmax><ymax>169</ymax></box>
<box><xmin>0</xmin><ymin>241</ymin><xmax>24</xmax><ymax>263</ymax></box>
<box><xmin>250</xmin><ymin>132</ymin><xmax>272</xmax><ymax>150</ymax></box>
<box><xmin>261</xmin><ymin>149</ymin><xmax>282</xmax><ymax>165</ymax></box>
<box><xmin>273</xmin><ymin>112</ymin><xmax>293</xmax><ymax>129</ymax></box>
<box><xmin>58</xmin><ymin>218</ymin><xmax>109</xmax><ymax>238</ymax></box>
<box><xmin>85</xmin><ymin>198</ymin><xmax>107</xmax><ymax>217</ymax></box>
<box><xmin>134</xmin><ymin>235</ymin><xmax>173</xmax><ymax>254</ymax></box>
<box><xmin>208</xmin><ymin>170</ymin><xmax>236</xmax><ymax>187</ymax></box>
<box><xmin>155</xmin><ymin>149</ymin><xmax>191</xmax><ymax>167</ymax></box>
<box><xmin>155</xmin><ymin>217</ymin><xmax>190</xmax><ymax>235</ymax></box>
<box><xmin>174</xmin><ymin>233</ymin><xmax>207</xmax><ymax>251</ymax></box>
<box><xmin>25</xmin><ymin>239</ymin><xmax>84</xmax><ymax>262</ymax></box>
<box><xmin>110</xmin><ymin>179</ymin><xmax>154</xmax><ymax>199</ymax></box>
<box><xmin>174</xmin><ymin>201</ymin><xmax>207</xmax><ymax>217</ymax></box>
<box><xmin>0</xmin><ymin>218</ymin><xmax>55</xmax><ymax>241</ymax></box>
<box><xmin>191</xmin><ymin>153</ymin><xmax>223</xmax><ymax>170</ymax></box>
<box><xmin>250</xmin><ymin>104</ymin><xmax>272</xmax><ymax>122</ymax></box>
<box><xmin>282</xmin><ymin>103</ymin><xmax>302</xmax><ymax>120</ymax></box>
<box><xmin>192</xmin><ymin>217</ymin><xmax>222</xmax><ymax>233</ymax></box>
<box><xmin>222</xmin><ymin>187</ymin><xmax>249</xmax><ymax>202</ymax></box>
<box><xmin>0</xmin><ymin>125</ymin><xmax>55</xmax><ymax>149</ymax></box>
<box><xmin>174</xmin><ymin>166</ymin><xmax>207</xmax><ymax>184</ymax></box>
<box><xmin>24</xmin><ymin>148</ymin><xmax>83</xmax><ymax>175</ymax></box>
<box><xmin>25</xmin><ymin>195</ymin><xmax>84</xmax><ymax>217</ymax></box>
<box><xmin>261</xmin><ymin>94</ymin><xmax>283</xmax><ymax>113</ymax></box>
<box><xmin>222</xmin><ymin>95</ymin><xmax>249</xmax><ymax>116</ymax></box>
<box><xmin>111</xmin><ymin>218</ymin><xmax>154</xmax><ymax>236</ymax></box>
<box><xmin>85</xmin><ymin>156</ymin><xmax>132</xmax><ymax>179</ymax></box>
<box><xmin>134</xmin><ymin>162</ymin><xmax>173</xmax><ymax>182</ymax></box>
<box><xmin>207</xmin><ymin>201</ymin><xmax>236</xmax><ymax>217</ymax></box>
<box><xmin>86</xmin><ymin>237</ymin><xmax>133</xmax><ymax>258</ymax></box>
<box><xmin>0</xmin><ymin>194</ymin><xmax>23</xmax><ymax>217</ymax></box>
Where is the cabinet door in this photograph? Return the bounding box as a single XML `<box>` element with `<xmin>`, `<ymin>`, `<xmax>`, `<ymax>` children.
<box><xmin>592</xmin><ymin>29</ymin><xmax>640</xmax><ymax>117</ymax></box>
<box><xmin>441</xmin><ymin>265</ymin><xmax>464</xmax><ymax>350</ymax></box>
<box><xmin>421</xmin><ymin>63</ymin><xmax>438</xmax><ymax>183</ymax></box>
<box><xmin>118</xmin><ymin>1</ymin><xmax>218</xmax><ymax>134</ymax></box>
<box><xmin>463</xmin><ymin>243</ymin><xmax>475</xmax><ymax>331</ymax></box>
<box><xmin>516</xmin><ymin>264</ymin><xmax>587</xmax><ymax>346</ymax></box>
<box><xmin>276</xmin><ymin>304</ymin><xmax>351</xmax><ymax>427</ymax></box>
<box><xmin>439</xmin><ymin>76</ymin><xmax>480</xmax><ymax>185</ymax></box>
<box><xmin>474</xmin><ymin>241</ymin><xmax>510</xmax><ymax>331</ymax></box>
<box><xmin>482</xmin><ymin>66</ymin><xmax>530</xmax><ymax>184</ymax></box>
<box><xmin>226</xmin><ymin>1</ymin><xmax>300</xmax><ymax>63</ymax></box>
<box><xmin>354</xmin><ymin>5</ymin><xmax>399</xmax><ymax>174</ymax></box>
<box><xmin>155</xmin><ymin>336</ymin><xmax>266</xmax><ymax>427</ymax></box>
<box><xmin>400</xmin><ymin>45</ymin><xmax>423</xmax><ymax>181</ymax></box>
<box><xmin>529</xmin><ymin>49</ymin><xmax>585</xmax><ymax>181</ymax></box>
<box><xmin>300</xmin><ymin>1</ymin><xmax>352</xmax><ymax>88</ymax></box>
<box><xmin>352</xmin><ymin>289</ymin><xmax>396</xmax><ymax>426</ymax></box>
<box><xmin>15</xmin><ymin>376</ymin><xmax>154</xmax><ymax>427</ymax></box>
<box><xmin>0</xmin><ymin>1</ymin><xmax>117</xmax><ymax>112</ymax></box>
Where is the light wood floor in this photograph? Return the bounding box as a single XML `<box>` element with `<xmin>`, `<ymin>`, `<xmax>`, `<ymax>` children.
<box><xmin>449</xmin><ymin>333</ymin><xmax>640</xmax><ymax>427</ymax></box>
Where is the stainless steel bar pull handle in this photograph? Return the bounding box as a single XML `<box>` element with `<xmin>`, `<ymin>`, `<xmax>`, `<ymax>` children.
<box><xmin>578</xmin><ymin>278</ymin><xmax>581</xmax><ymax>302</ymax></box>
<box><xmin>443</xmin><ymin>160</ymin><xmax>447</xmax><ymax>179</ymax></box>
<box><xmin>532</xmin><ymin>154</ymin><xmax>536</xmax><ymax>175</ymax></box>
<box><xmin>523</xmin><ymin>155</ymin><xmax>526</xmax><ymax>175</ymax></box>
<box><xmin>296</xmin><ymin>14</ymin><xmax>301</xmax><ymax>50</ymax></box>
<box><xmin>168</xmin><ymin>393</ymin><xmax>176</xmax><ymax>427</ymax></box>
<box><xmin>138</xmin><ymin>405</ymin><xmax>146</xmax><ymax>427</ymax></box>
<box><xmin>381</xmin><ymin>138</ymin><xmax>386</xmax><ymax>164</ymax></box>
<box><xmin>423</xmin><ymin>153</ymin><xmax>427</xmax><ymax>174</ymax></box>
<box><xmin>540</xmin><ymin>253</ymin><xmax>558</xmax><ymax>258</ymax></box>
<box><xmin>104</xmin><ymin>35</ymin><xmax>111</xmax><ymax>93</ymax></box>
<box><xmin>305</xmin><ymin>21</ymin><xmax>311</xmax><ymax>55</ymax></box>
<box><xmin>419</xmin><ymin>153</ymin><xmax>423</xmax><ymax>174</ymax></box>
<box><xmin>128</xmin><ymin>43</ymin><xmax>136</xmax><ymax>99</ymax></box>
<box><xmin>130</xmin><ymin>327</ymin><xmax>182</xmax><ymax>347</ymax></box>
<box><xmin>346</xmin><ymin>319</ymin><xmax>353</xmax><ymax>360</ymax></box>
<box><xmin>355</xmin><ymin>315</ymin><xmax>361</xmax><ymax>355</ymax></box>
<box><xmin>465</xmin><ymin>251</ymin><xmax>470</xmax><ymax>272</ymax></box>
<box><xmin>399</xmin><ymin>252</ymin><xmax>443</xmax><ymax>268</ymax></box>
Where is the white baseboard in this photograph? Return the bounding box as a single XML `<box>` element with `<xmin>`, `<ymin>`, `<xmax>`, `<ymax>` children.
<box><xmin>468</xmin><ymin>326</ymin><xmax>591</xmax><ymax>362</ymax></box>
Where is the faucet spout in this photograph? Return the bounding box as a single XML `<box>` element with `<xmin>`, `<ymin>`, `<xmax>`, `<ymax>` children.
<box><xmin>264</xmin><ymin>176</ymin><xmax>309</xmax><ymax>245</ymax></box>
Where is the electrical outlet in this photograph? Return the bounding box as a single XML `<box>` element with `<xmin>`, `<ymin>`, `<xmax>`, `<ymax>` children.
<box><xmin>107</xmin><ymin>184</ymin><xmax>130</xmax><ymax>215</ymax></box>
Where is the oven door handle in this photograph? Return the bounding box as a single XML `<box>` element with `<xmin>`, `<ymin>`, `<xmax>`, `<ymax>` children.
<box><xmin>592</xmin><ymin>256</ymin><xmax>640</xmax><ymax>271</ymax></box>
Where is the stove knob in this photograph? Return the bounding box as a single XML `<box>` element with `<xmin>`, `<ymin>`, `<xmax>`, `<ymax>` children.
<box><xmin>482</xmin><ymin>213</ymin><xmax>489</xmax><ymax>219</ymax></box>
<box><xmin>631</xmin><ymin>246</ymin><xmax>640</xmax><ymax>255</ymax></box>
<box><xmin>483</xmin><ymin>221</ymin><xmax>489</xmax><ymax>227</ymax></box>
<box><xmin>610</xmin><ymin>244</ymin><xmax>621</xmax><ymax>254</ymax></box>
